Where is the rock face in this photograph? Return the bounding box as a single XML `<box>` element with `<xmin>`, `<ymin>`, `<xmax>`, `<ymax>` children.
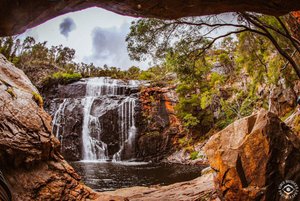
<box><xmin>44</xmin><ymin>81</ymin><xmax>181</xmax><ymax>162</ymax></box>
<box><xmin>268</xmin><ymin>84</ymin><xmax>296</xmax><ymax>116</ymax></box>
<box><xmin>0</xmin><ymin>54</ymin><xmax>103</xmax><ymax>200</ymax></box>
<box><xmin>135</xmin><ymin>86</ymin><xmax>183</xmax><ymax>161</ymax></box>
<box><xmin>101</xmin><ymin>172</ymin><xmax>217</xmax><ymax>201</ymax></box>
<box><xmin>46</xmin><ymin>78</ymin><xmax>141</xmax><ymax>161</ymax></box>
<box><xmin>1</xmin><ymin>0</ymin><xmax>300</xmax><ymax>36</ymax></box>
<box><xmin>204</xmin><ymin>109</ymin><xmax>300</xmax><ymax>201</ymax></box>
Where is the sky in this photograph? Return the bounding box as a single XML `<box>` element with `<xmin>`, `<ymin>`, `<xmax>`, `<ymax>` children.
<box><xmin>19</xmin><ymin>7</ymin><xmax>149</xmax><ymax>70</ymax></box>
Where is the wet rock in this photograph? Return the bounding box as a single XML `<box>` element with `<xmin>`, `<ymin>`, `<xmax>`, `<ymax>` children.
<box><xmin>204</xmin><ymin>109</ymin><xmax>300</xmax><ymax>201</ymax></box>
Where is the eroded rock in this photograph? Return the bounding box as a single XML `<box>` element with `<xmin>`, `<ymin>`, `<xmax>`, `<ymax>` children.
<box><xmin>1</xmin><ymin>0</ymin><xmax>300</xmax><ymax>36</ymax></box>
<box><xmin>204</xmin><ymin>109</ymin><xmax>300</xmax><ymax>201</ymax></box>
<box><xmin>136</xmin><ymin>86</ymin><xmax>183</xmax><ymax>161</ymax></box>
<box><xmin>0</xmin><ymin>54</ymin><xmax>114</xmax><ymax>200</ymax></box>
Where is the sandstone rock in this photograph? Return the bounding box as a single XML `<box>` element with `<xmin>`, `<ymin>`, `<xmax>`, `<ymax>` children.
<box><xmin>136</xmin><ymin>86</ymin><xmax>183</xmax><ymax>161</ymax></box>
<box><xmin>165</xmin><ymin>141</ymin><xmax>208</xmax><ymax>165</ymax></box>
<box><xmin>268</xmin><ymin>85</ymin><xmax>296</xmax><ymax>116</ymax></box>
<box><xmin>1</xmin><ymin>0</ymin><xmax>300</xmax><ymax>36</ymax></box>
<box><xmin>101</xmin><ymin>172</ymin><xmax>217</xmax><ymax>201</ymax></box>
<box><xmin>204</xmin><ymin>109</ymin><xmax>300</xmax><ymax>201</ymax></box>
<box><xmin>0</xmin><ymin>54</ymin><xmax>108</xmax><ymax>200</ymax></box>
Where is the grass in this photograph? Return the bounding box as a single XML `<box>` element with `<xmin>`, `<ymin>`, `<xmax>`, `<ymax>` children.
<box><xmin>6</xmin><ymin>87</ymin><xmax>16</xmax><ymax>99</ymax></box>
<box><xmin>32</xmin><ymin>92</ymin><xmax>43</xmax><ymax>108</ymax></box>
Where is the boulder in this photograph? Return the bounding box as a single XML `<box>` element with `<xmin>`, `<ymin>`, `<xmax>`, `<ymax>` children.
<box><xmin>0</xmin><ymin>54</ymin><xmax>121</xmax><ymax>200</ymax></box>
<box><xmin>204</xmin><ymin>109</ymin><xmax>300</xmax><ymax>201</ymax></box>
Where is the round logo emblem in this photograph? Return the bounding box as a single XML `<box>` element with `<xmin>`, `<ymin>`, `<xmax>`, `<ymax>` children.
<box><xmin>278</xmin><ymin>180</ymin><xmax>299</xmax><ymax>199</ymax></box>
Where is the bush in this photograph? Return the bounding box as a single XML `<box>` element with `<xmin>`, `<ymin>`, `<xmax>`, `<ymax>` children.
<box><xmin>52</xmin><ymin>72</ymin><xmax>82</xmax><ymax>83</ymax></box>
<box><xmin>32</xmin><ymin>92</ymin><xmax>43</xmax><ymax>108</ymax></box>
<box><xmin>42</xmin><ymin>71</ymin><xmax>82</xmax><ymax>87</ymax></box>
<box><xmin>190</xmin><ymin>151</ymin><xmax>199</xmax><ymax>160</ymax></box>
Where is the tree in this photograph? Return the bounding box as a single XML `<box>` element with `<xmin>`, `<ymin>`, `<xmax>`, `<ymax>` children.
<box><xmin>127</xmin><ymin>13</ymin><xmax>300</xmax><ymax>78</ymax></box>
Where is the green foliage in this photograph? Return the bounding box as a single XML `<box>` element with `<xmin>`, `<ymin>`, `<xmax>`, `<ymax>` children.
<box><xmin>6</xmin><ymin>87</ymin><xmax>16</xmax><ymax>99</ymax></box>
<box><xmin>32</xmin><ymin>92</ymin><xmax>43</xmax><ymax>108</ymax></box>
<box><xmin>50</xmin><ymin>72</ymin><xmax>82</xmax><ymax>84</ymax></box>
<box><xmin>183</xmin><ymin>114</ymin><xmax>200</xmax><ymax>129</ymax></box>
<box><xmin>190</xmin><ymin>151</ymin><xmax>199</xmax><ymax>160</ymax></box>
<box><xmin>178</xmin><ymin>136</ymin><xmax>193</xmax><ymax>147</ymax></box>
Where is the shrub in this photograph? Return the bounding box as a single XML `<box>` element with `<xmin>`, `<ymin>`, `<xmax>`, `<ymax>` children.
<box><xmin>6</xmin><ymin>87</ymin><xmax>16</xmax><ymax>99</ymax></box>
<box><xmin>190</xmin><ymin>151</ymin><xmax>199</xmax><ymax>160</ymax></box>
<box><xmin>32</xmin><ymin>92</ymin><xmax>43</xmax><ymax>108</ymax></box>
<box><xmin>52</xmin><ymin>72</ymin><xmax>82</xmax><ymax>83</ymax></box>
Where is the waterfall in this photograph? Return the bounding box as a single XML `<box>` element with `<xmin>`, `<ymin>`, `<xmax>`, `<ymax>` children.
<box><xmin>113</xmin><ymin>97</ymin><xmax>137</xmax><ymax>162</ymax></box>
<box><xmin>52</xmin><ymin>99</ymin><xmax>68</xmax><ymax>142</ymax></box>
<box><xmin>51</xmin><ymin>77</ymin><xmax>144</xmax><ymax>162</ymax></box>
<box><xmin>81</xmin><ymin>96</ymin><xmax>108</xmax><ymax>161</ymax></box>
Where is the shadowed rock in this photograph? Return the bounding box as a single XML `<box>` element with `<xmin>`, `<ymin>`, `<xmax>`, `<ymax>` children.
<box><xmin>204</xmin><ymin>109</ymin><xmax>300</xmax><ymax>201</ymax></box>
<box><xmin>0</xmin><ymin>54</ymin><xmax>125</xmax><ymax>200</ymax></box>
<box><xmin>0</xmin><ymin>0</ymin><xmax>300</xmax><ymax>36</ymax></box>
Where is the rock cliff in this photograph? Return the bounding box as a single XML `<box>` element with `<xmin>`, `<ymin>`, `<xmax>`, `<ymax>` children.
<box><xmin>1</xmin><ymin>0</ymin><xmax>300</xmax><ymax>36</ymax></box>
<box><xmin>0</xmin><ymin>54</ymin><xmax>117</xmax><ymax>200</ymax></box>
<box><xmin>136</xmin><ymin>86</ymin><xmax>183</xmax><ymax>161</ymax></box>
<box><xmin>204</xmin><ymin>109</ymin><xmax>300</xmax><ymax>201</ymax></box>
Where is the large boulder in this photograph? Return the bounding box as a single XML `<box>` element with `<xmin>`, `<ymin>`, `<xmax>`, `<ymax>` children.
<box><xmin>0</xmin><ymin>54</ymin><xmax>127</xmax><ymax>200</ymax></box>
<box><xmin>204</xmin><ymin>109</ymin><xmax>300</xmax><ymax>201</ymax></box>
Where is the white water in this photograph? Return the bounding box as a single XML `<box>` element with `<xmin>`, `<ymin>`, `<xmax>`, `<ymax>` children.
<box><xmin>82</xmin><ymin>77</ymin><xmax>140</xmax><ymax>161</ymax></box>
<box><xmin>52</xmin><ymin>99</ymin><xmax>68</xmax><ymax>141</ymax></box>
<box><xmin>81</xmin><ymin>96</ymin><xmax>109</xmax><ymax>161</ymax></box>
<box><xmin>52</xmin><ymin>77</ymin><xmax>143</xmax><ymax>162</ymax></box>
<box><xmin>113</xmin><ymin>97</ymin><xmax>137</xmax><ymax>162</ymax></box>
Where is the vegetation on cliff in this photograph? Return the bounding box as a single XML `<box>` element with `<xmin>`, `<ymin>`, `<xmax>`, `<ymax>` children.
<box><xmin>1</xmin><ymin>12</ymin><xmax>299</xmax><ymax>146</ymax></box>
<box><xmin>126</xmin><ymin>13</ymin><xmax>300</xmax><ymax>141</ymax></box>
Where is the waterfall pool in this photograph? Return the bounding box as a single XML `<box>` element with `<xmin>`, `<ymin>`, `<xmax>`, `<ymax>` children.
<box><xmin>70</xmin><ymin>161</ymin><xmax>206</xmax><ymax>192</ymax></box>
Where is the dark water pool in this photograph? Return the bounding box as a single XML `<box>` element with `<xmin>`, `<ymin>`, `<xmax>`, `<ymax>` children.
<box><xmin>70</xmin><ymin>161</ymin><xmax>205</xmax><ymax>192</ymax></box>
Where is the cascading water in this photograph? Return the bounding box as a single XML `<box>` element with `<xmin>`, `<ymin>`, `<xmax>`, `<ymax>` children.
<box><xmin>51</xmin><ymin>77</ymin><xmax>143</xmax><ymax>162</ymax></box>
<box><xmin>113</xmin><ymin>97</ymin><xmax>137</xmax><ymax>161</ymax></box>
<box><xmin>81</xmin><ymin>96</ymin><xmax>109</xmax><ymax>161</ymax></box>
<box><xmin>52</xmin><ymin>99</ymin><xmax>69</xmax><ymax>146</ymax></box>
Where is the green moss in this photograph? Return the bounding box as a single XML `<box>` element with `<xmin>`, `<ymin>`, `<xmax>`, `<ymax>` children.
<box><xmin>6</xmin><ymin>87</ymin><xmax>16</xmax><ymax>99</ymax></box>
<box><xmin>32</xmin><ymin>92</ymin><xmax>43</xmax><ymax>108</ymax></box>
<box><xmin>190</xmin><ymin>151</ymin><xmax>199</xmax><ymax>160</ymax></box>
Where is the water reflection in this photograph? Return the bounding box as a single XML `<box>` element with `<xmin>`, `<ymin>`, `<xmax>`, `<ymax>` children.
<box><xmin>70</xmin><ymin>162</ymin><xmax>206</xmax><ymax>192</ymax></box>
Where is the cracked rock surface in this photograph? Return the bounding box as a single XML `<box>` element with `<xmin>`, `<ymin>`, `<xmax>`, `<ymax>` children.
<box><xmin>0</xmin><ymin>54</ymin><xmax>123</xmax><ymax>201</ymax></box>
<box><xmin>204</xmin><ymin>109</ymin><xmax>300</xmax><ymax>201</ymax></box>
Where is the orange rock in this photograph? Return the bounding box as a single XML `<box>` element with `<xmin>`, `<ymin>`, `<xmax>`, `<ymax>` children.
<box><xmin>204</xmin><ymin>109</ymin><xmax>300</xmax><ymax>201</ymax></box>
